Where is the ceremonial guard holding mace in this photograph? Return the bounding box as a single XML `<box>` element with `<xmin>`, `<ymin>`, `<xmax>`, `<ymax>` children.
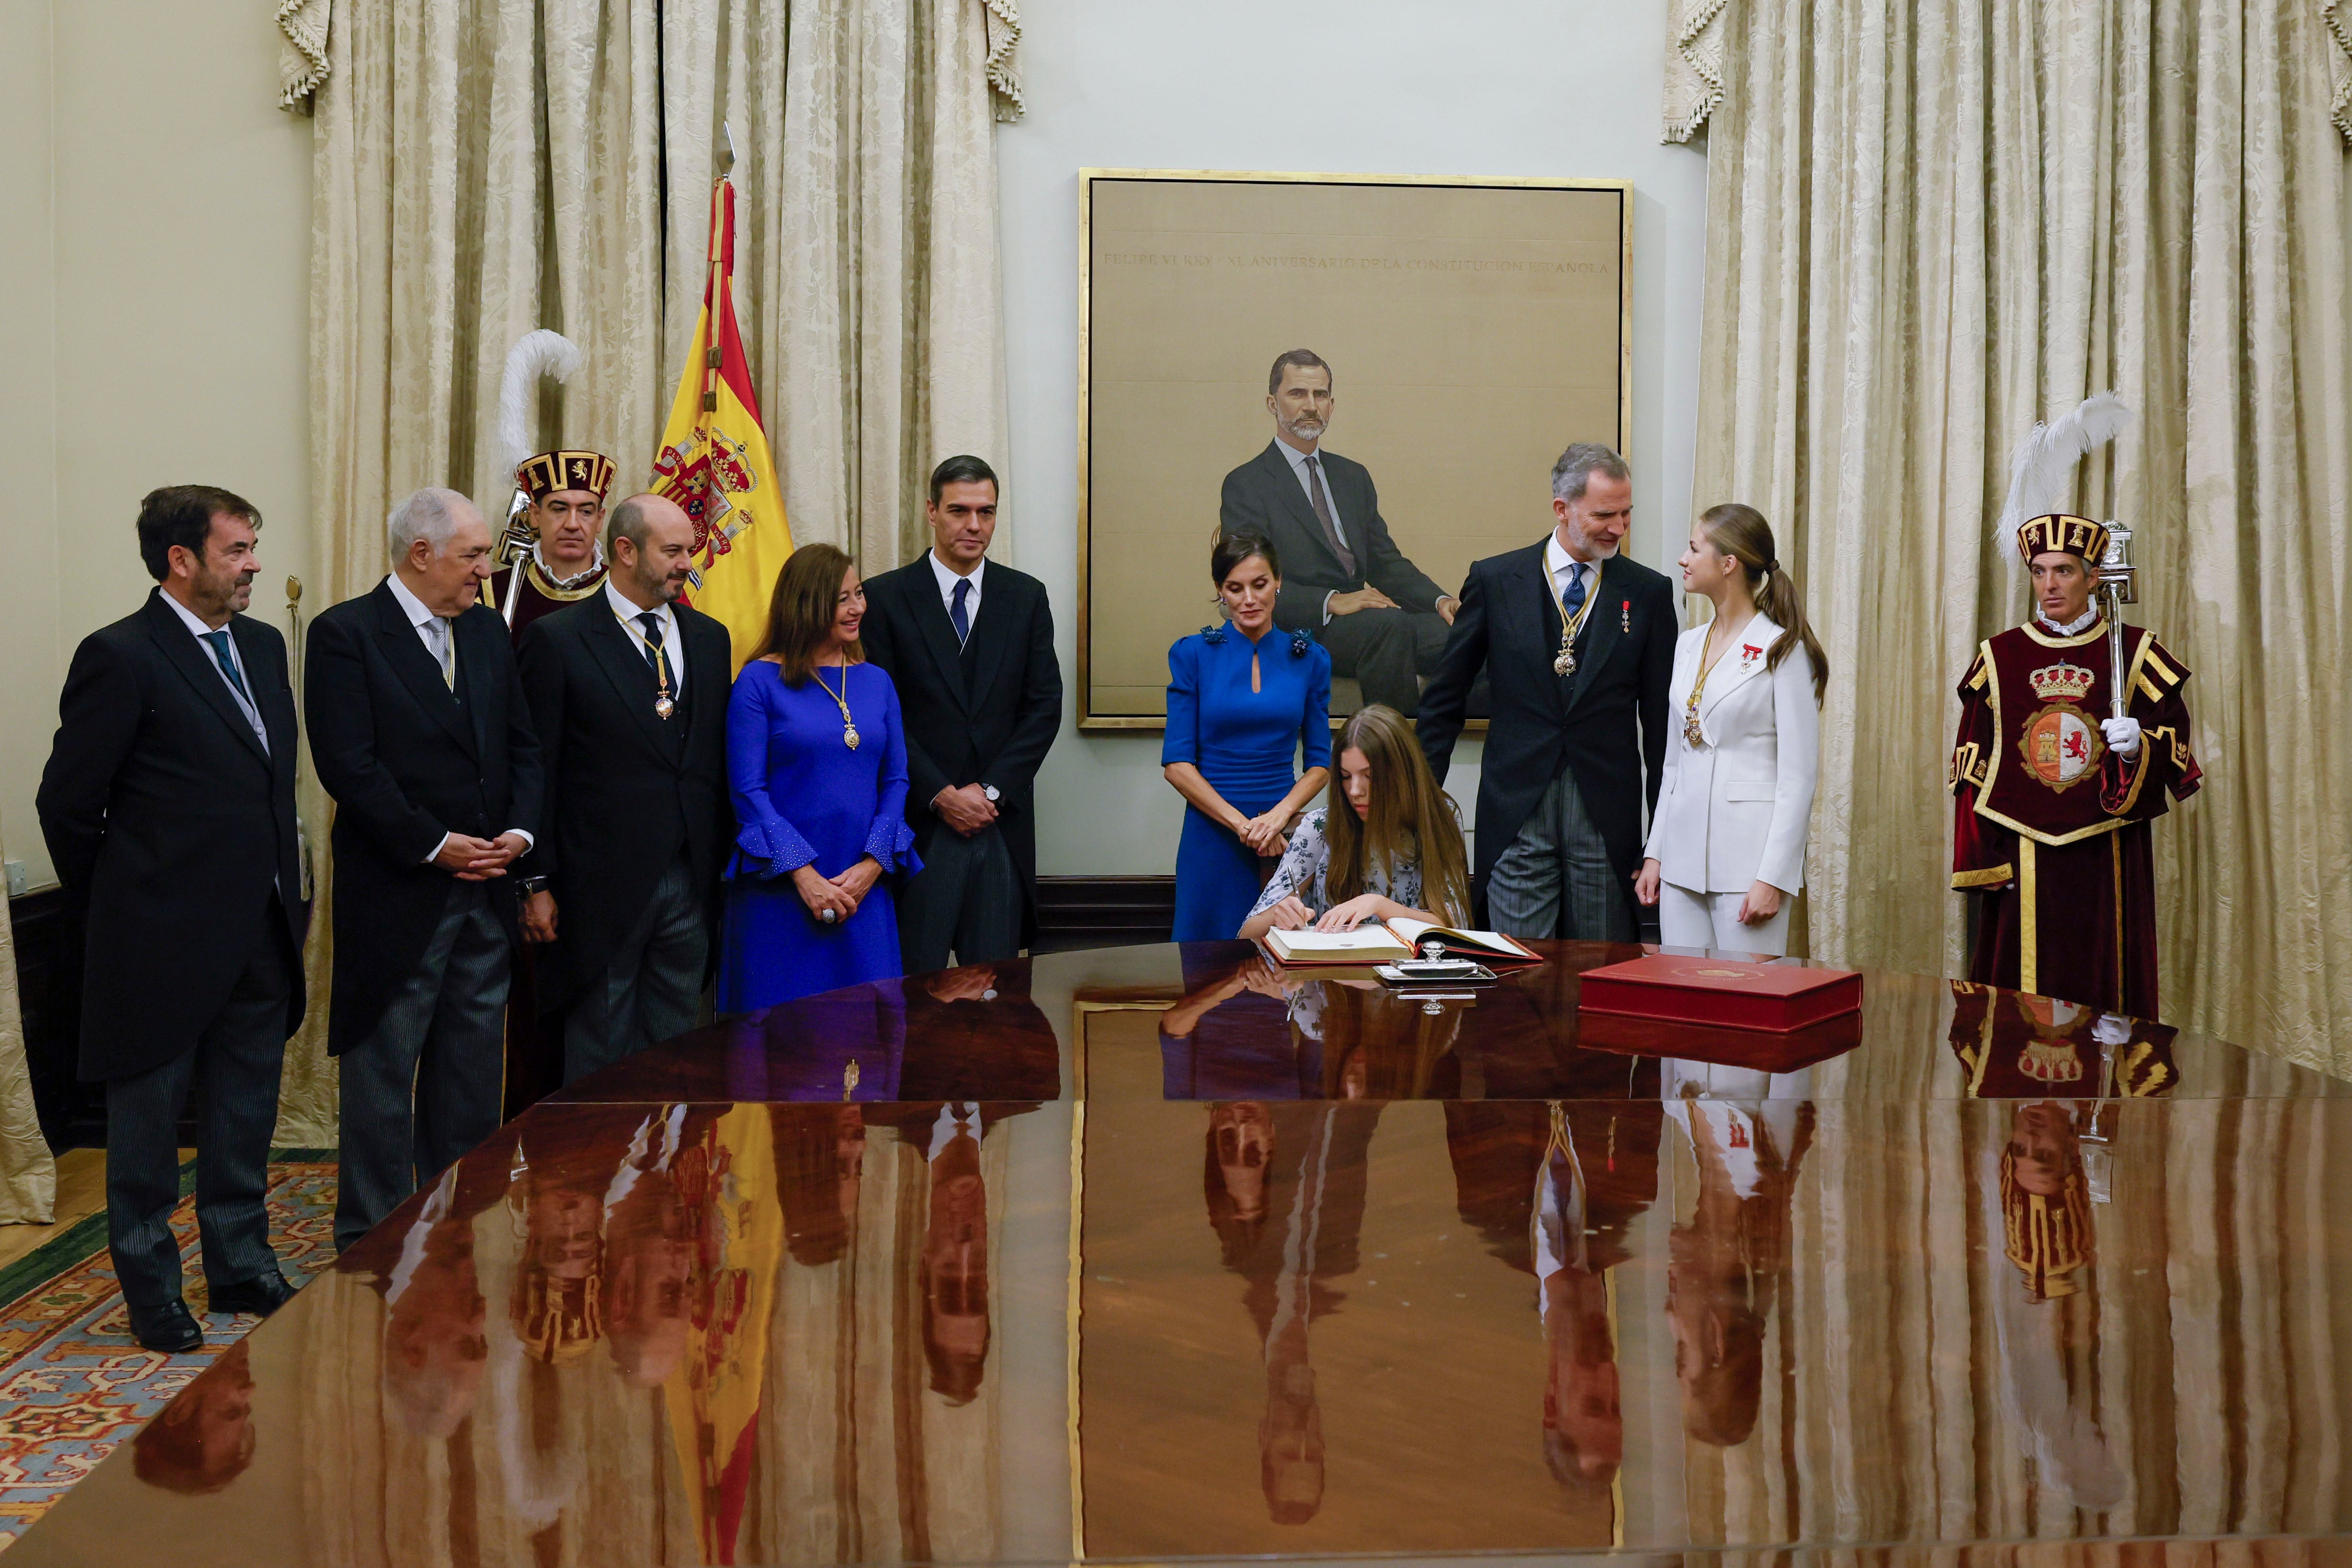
<box><xmin>483</xmin><ymin>330</ymin><xmax>617</xmax><ymax>639</ymax></box>
<box><xmin>484</xmin><ymin>329</ymin><xmax>620</xmax><ymax>1109</ymax></box>
<box><xmin>1950</xmin><ymin>396</ymin><xmax>2200</xmax><ymax>1019</ymax></box>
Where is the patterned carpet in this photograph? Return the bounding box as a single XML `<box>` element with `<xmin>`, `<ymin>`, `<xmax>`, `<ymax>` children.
<box><xmin>0</xmin><ymin>1155</ymin><xmax>336</xmax><ymax>1549</ymax></box>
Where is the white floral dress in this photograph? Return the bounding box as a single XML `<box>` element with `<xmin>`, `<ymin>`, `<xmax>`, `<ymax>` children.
<box><xmin>1245</xmin><ymin>808</ymin><xmax>1424</xmax><ymax>923</ymax></box>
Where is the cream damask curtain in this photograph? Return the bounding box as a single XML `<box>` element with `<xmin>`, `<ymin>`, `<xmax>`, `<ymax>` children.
<box><xmin>280</xmin><ymin>0</ymin><xmax>1018</xmax><ymax>1143</ymax></box>
<box><xmin>0</xmin><ymin>855</ymin><xmax>56</xmax><ymax>1224</ymax></box>
<box><xmin>1688</xmin><ymin>0</ymin><xmax>2352</xmax><ymax>1074</ymax></box>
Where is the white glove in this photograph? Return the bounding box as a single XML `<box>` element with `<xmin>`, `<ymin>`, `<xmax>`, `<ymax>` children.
<box><xmin>2100</xmin><ymin>716</ymin><xmax>2142</xmax><ymax>759</ymax></box>
<box><xmin>2092</xmin><ymin>1014</ymin><xmax>2133</xmax><ymax>1047</ymax></box>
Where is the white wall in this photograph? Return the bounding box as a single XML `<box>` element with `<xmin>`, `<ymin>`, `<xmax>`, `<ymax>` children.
<box><xmin>1000</xmin><ymin>0</ymin><xmax>1710</xmax><ymax>875</ymax></box>
<box><xmin>0</xmin><ymin>0</ymin><xmax>313</xmax><ymax>893</ymax></box>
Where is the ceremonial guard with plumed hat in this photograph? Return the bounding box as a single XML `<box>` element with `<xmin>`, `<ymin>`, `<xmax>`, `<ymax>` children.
<box><xmin>1949</xmin><ymin>395</ymin><xmax>2201</xmax><ymax>1019</ymax></box>
<box><xmin>483</xmin><ymin>329</ymin><xmax>618</xmax><ymax>639</ymax></box>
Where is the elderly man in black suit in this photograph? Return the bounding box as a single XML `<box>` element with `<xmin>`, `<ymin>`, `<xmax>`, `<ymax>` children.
<box><xmin>306</xmin><ymin>487</ymin><xmax>543</xmax><ymax>1251</ymax></box>
<box><xmin>1218</xmin><ymin>349</ymin><xmax>1458</xmax><ymax>714</ymax></box>
<box><xmin>37</xmin><ymin>486</ymin><xmax>309</xmax><ymax>1351</ymax></box>
<box><xmin>515</xmin><ymin>493</ymin><xmax>732</xmax><ymax>1086</ymax></box>
<box><xmin>858</xmin><ymin>455</ymin><xmax>1063</xmax><ymax>976</ymax></box>
<box><xmin>1417</xmin><ymin>444</ymin><xmax>1674</xmax><ymax>942</ymax></box>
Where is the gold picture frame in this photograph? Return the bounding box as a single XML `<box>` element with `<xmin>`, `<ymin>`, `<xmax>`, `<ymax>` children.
<box><xmin>1077</xmin><ymin>168</ymin><xmax>1634</xmax><ymax>731</ymax></box>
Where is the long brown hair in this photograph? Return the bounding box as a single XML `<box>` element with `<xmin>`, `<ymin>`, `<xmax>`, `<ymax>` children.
<box><xmin>1324</xmin><ymin>705</ymin><xmax>1470</xmax><ymax>925</ymax></box>
<box><xmin>1698</xmin><ymin>504</ymin><xmax>1827</xmax><ymax>705</ymax></box>
<box><xmin>757</xmin><ymin>542</ymin><xmax>864</xmax><ymax>683</ymax></box>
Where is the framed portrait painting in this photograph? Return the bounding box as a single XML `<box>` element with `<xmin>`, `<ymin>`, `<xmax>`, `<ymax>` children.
<box><xmin>1077</xmin><ymin>169</ymin><xmax>1632</xmax><ymax>729</ymax></box>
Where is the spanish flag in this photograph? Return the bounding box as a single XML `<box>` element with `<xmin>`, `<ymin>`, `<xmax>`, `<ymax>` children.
<box><xmin>652</xmin><ymin>174</ymin><xmax>791</xmax><ymax>670</ymax></box>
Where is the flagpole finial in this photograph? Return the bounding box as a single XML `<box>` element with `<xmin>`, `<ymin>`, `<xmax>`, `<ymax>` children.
<box><xmin>718</xmin><ymin>121</ymin><xmax>736</xmax><ymax>180</ymax></box>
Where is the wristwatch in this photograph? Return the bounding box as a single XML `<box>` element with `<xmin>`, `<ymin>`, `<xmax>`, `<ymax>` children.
<box><xmin>982</xmin><ymin>784</ymin><xmax>1001</xmax><ymax>803</ymax></box>
<box><xmin>517</xmin><ymin>875</ymin><xmax>549</xmax><ymax>897</ymax></box>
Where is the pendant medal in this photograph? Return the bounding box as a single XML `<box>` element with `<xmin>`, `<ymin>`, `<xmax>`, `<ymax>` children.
<box><xmin>654</xmin><ymin>695</ymin><xmax>675</xmax><ymax>720</ymax></box>
<box><xmin>1554</xmin><ymin>645</ymin><xmax>1577</xmax><ymax>678</ymax></box>
<box><xmin>844</xmin><ymin>723</ymin><xmax>860</xmax><ymax>750</ymax></box>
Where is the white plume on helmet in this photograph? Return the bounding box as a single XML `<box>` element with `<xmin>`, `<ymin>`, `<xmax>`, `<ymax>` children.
<box><xmin>496</xmin><ymin>329</ymin><xmax>585</xmax><ymax>478</ymax></box>
<box><xmin>1992</xmin><ymin>390</ymin><xmax>2132</xmax><ymax>569</ymax></box>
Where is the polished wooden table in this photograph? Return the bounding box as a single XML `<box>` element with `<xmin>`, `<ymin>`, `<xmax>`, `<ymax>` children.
<box><xmin>13</xmin><ymin>941</ymin><xmax>2352</xmax><ymax>1566</ymax></box>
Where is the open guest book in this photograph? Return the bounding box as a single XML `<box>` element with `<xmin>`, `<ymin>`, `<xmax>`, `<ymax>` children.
<box><xmin>1262</xmin><ymin>919</ymin><xmax>1541</xmax><ymax>968</ymax></box>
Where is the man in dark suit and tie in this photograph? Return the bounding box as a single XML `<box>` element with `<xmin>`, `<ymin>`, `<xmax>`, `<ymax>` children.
<box><xmin>306</xmin><ymin>487</ymin><xmax>543</xmax><ymax>1251</ymax></box>
<box><xmin>858</xmin><ymin>455</ymin><xmax>1063</xmax><ymax>975</ymax></box>
<box><xmin>37</xmin><ymin>486</ymin><xmax>309</xmax><ymax>1351</ymax></box>
<box><xmin>1418</xmin><ymin>444</ymin><xmax>1675</xmax><ymax>941</ymax></box>
<box><xmin>1218</xmin><ymin>349</ymin><xmax>1459</xmax><ymax>714</ymax></box>
<box><xmin>515</xmin><ymin>493</ymin><xmax>732</xmax><ymax>1085</ymax></box>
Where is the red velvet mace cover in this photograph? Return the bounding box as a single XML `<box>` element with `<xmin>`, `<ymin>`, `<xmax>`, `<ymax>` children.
<box><xmin>1577</xmin><ymin>955</ymin><xmax>1862</xmax><ymax>1032</ymax></box>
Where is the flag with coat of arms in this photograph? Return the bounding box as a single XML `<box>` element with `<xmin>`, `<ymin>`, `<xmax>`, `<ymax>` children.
<box><xmin>652</xmin><ymin>172</ymin><xmax>791</xmax><ymax>670</ymax></box>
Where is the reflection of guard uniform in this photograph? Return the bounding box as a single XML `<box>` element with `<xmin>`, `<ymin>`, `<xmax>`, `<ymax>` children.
<box><xmin>484</xmin><ymin>447</ymin><xmax>618</xmax><ymax>638</ymax></box>
<box><xmin>1950</xmin><ymin>513</ymin><xmax>2201</xmax><ymax>1017</ymax></box>
<box><xmin>1946</xmin><ymin>980</ymin><xmax>2177</xmax><ymax>1100</ymax></box>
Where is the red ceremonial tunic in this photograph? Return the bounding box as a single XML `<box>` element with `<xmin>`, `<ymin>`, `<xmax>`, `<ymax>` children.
<box><xmin>485</xmin><ymin>551</ymin><xmax>608</xmax><ymax>641</ymax></box>
<box><xmin>1950</xmin><ymin>617</ymin><xmax>2199</xmax><ymax>1019</ymax></box>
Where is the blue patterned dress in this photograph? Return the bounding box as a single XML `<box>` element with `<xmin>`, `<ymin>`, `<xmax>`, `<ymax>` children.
<box><xmin>718</xmin><ymin>659</ymin><xmax>921</xmax><ymax>1010</ymax></box>
<box><xmin>1163</xmin><ymin>625</ymin><xmax>1333</xmax><ymax>941</ymax></box>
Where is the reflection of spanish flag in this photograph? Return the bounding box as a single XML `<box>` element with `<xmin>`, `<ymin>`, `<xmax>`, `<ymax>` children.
<box><xmin>652</xmin><ymin>174</ymin><xmax>791</xmax><ymax>672</ymax></box>
<box><xmin>666</xmin><ymin>1104</ymin><xmax>783</xmax><ymax>1563</ymax></box>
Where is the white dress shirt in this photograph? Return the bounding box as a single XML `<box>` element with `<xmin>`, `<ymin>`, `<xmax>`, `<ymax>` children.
<box><xmin>1276</xmin><ymin>441</ymin><xmax>1350</xmax><ymax>625</ymax></box>
<box><xmin>929</xmin><ymin>550</ymin><xmax>985</xmax><ymax>637</ymax></box>
<box><xmin>159</xmin><ymin>588</ymin><xmax>268</xmax><ymax>751</ymax></box>
<box><xmin>383</xmin><ymin>572</ymin><xmax>533</xmax><ymax>863</ymax></box>
<box><xmin>604</xmin><ymin>580</ymin><xmax>684</xmax><ymax>697</ymax></box>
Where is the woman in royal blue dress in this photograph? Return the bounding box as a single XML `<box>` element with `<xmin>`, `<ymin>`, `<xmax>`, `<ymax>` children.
<box><xmin>719</xmin><ymin>543</ymin><xmax>920</xmax><ymax>1010</ymax></box>
<box><xmin>1162</xmin><ymin>532</ymin><xmax>1333</xmax><ymax>942</ymax></box>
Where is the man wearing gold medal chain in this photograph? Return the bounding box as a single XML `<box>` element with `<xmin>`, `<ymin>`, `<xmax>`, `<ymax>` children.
<box><xmin>516</xmin><ymin>495</ymin><xmax>733</xmax><ymax>1084</ymax></box>
<box><xmin>1419</xmin><ymin>444</ymin><xmax>1677</xmax><ymax>940</ymax></box>
<box><xmin>1950</xmin><ymin>510</ymin><xmax>2199</xmax><ymax>1018</ymax></box>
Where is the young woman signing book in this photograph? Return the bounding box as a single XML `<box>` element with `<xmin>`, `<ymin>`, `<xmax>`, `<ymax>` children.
<box><xmin>1238</xmin><ymin>704</ymin><xmax>1471</xmax><ymax>942</ymax></box>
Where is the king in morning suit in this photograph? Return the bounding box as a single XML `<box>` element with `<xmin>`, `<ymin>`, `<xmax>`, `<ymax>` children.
<box><xmin>858</xmin><ymin>456</ymin><xmax>1064</xmax><ymax>974</ymax></box>
<box><xmin>37</xmin><ymin>486</ymin><xmax>309</xmax><ymax>1351</ymax></box>
<box><xmin>1417</xmin><ymin>444</ymin><xmax>1675</xmax><ymax>940</ymax></box>
<box><xmin>306</xmin><ymin>487</ymin><xmax>543</xmax><ymax>1251</ymax></box>
<box><xmin>516</xmin><ymin>493</ymin><xmax>734</xmax><ymax>1084</ymax></box>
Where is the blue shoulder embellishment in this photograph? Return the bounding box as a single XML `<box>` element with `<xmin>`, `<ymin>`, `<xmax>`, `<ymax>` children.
<box><xmin>1200</xmin><ymin>624</ymin><xmax>1227</xmax><ymax>645</ymax></box>
<box><xmin>1289</xmin><ymin>629</ymin><xmax>1314</xmax><ymax>658</ymax></box>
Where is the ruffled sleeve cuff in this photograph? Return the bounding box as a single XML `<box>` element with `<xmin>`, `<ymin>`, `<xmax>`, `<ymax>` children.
<box><xmin>863</xmin><ymin>814</ymin><xmax>923</xmax><ymax>876</ymax></box>
<box><xmin>727</xmin><ymin>815</ymin><xmax>818</xmax><ymax>882</ymax></box>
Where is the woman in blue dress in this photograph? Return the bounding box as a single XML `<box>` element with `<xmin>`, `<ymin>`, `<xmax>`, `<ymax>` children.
<box><xmin>719</xmin><ymin>543</ymin><xmax>921</xmax><ymax>1010</ymax></box>
<box><xmin>1162</xmin><ymin>532</ymin><xmax>1333</xmax><ymax>941</ymax></box>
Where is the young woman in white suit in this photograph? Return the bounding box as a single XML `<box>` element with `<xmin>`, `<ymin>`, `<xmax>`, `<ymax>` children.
<box><xmin>1634</xmin><ymin>504</ymin><xmax>1827</xmax><ymax>955</ymax></box>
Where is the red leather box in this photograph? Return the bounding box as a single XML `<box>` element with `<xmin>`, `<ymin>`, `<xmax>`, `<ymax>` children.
<box><xmin>1576</xmin><ymin>954</ymin><xmax>1862</xmax><ymax>1032</ymax></box>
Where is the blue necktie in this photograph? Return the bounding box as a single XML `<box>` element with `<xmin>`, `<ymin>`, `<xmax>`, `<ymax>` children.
<box><xmin>1561</xmin><ymin>562</ymin><xmax>1587</xmax><ymax>621</ymax></box>
<box><xmin>201</xmin><ymin>629</ymin><xmax>251</xmax><ymax>701</ymax></box>
<box><xmin>951</xmin><ymin>577</ymin><xmax>971</xmax><ymax>644</ymax></box>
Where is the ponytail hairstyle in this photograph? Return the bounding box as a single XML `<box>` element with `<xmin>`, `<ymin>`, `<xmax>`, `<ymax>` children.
<box><xmin>1697</xmin><ymin>503</ymin><xmax>1827</xmax><ymax>706</ymax></box>
<box><xmin>1323</xmin><ymin>704</ymin><xmax>1470</xmax><ymax>926</ymax></box>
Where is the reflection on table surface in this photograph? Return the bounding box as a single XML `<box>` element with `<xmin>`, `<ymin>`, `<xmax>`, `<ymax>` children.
<box><xmin>551</xmin><ymin>944</ymin><xmax>2347</xmax><ymax>1105</ymax></box>
<box><xmin>11</xmin><ymin>943</ymin><xmax>2351</xmax><ymax>1566</ymax></box>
